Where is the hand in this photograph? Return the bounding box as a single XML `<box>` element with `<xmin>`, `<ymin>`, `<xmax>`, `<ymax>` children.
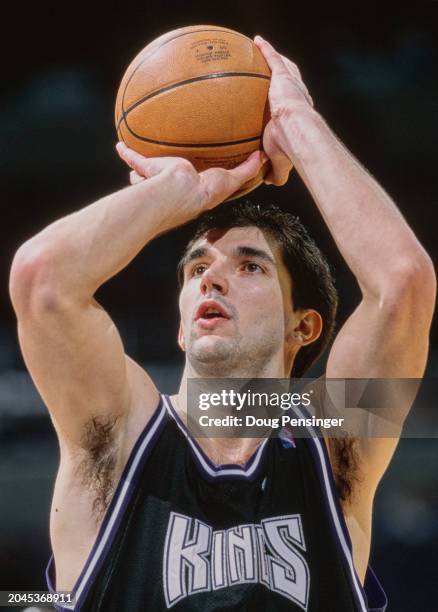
<box><xmin>116</xmin><ymin>142</ymin><xmax>266</xmax><ymax>215</ymax></box>
<box><xmin>254</xmin><ymin>35</ymin><xmax>314</xmax><ymax>186</ymax></box>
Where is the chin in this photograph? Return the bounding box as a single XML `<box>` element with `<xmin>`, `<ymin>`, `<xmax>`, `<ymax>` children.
<box><xmin>188</xmin><ymin>335</ymin><xmax>236</xmax><ymax>367</ymax></box>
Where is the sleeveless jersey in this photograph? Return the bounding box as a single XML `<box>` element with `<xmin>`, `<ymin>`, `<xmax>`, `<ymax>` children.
<box><xmin>46</xmin><ymin>394</ymin><xmax>387</xmax><ymax>611</ymax></box>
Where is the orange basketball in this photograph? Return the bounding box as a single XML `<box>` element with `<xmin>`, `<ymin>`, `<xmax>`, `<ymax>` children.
<box><xmin>115</xmin><ymin>25</ymin><xmax>271</xmax><ymax>199</ymax></box>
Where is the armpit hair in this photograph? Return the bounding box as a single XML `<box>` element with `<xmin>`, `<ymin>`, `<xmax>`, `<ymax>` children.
<box><xmin>328</xmin><ymin>436</ymin><xmax>362</xmax><ymax>505</ymax></box>
<box><xmin>77</xmin><ymin>414</ymin><xmax>120</xmax><ymax>521</ymax></box>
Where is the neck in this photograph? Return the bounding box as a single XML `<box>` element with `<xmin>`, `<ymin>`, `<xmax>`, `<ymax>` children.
<box><xmin>173</xmin><ymin>358</ymin><xmax>287</xmax><ymax>465</ymax></box>
<box><xmin>170</xmin><ymin>391</ymin><xmax>264</xmax><ymax>466</ymax></box>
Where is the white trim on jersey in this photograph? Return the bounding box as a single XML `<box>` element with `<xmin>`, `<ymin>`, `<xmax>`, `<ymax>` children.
<box><xmin>163</xmin><ymin>395</ymin><xmax>270</xmax><ymax>480</ymax></box>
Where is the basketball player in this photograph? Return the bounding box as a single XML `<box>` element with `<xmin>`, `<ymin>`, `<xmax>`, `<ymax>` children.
<box><xmin>9</xmin><ymin>36</ymin><xmax>435</xmax><ymax>611</ymax></box>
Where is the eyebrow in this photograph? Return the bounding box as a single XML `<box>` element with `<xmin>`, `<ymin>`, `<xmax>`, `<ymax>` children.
<box><xmin>236</xmin><ymin>246</ymin><xmax>275</xmax><ymax>265</ymax></box>
<box><xmin>182</xmin><ymin>245</ymin><xmax>275</xmax><ymax>269</ymax></box>
<box><xmin>182</xmin><ymin>247</ymin><xmax>208</xmax><ymax>268</ymax></box>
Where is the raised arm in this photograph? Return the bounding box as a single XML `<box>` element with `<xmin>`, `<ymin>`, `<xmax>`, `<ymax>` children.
<box><xmin>255</xmin><ymin>37</ymin><xmax>436</xmax><ymax>490</ymax></box>
<box><xmin>9</xmin><ymin>149</ymin><xmax>264</xmax><ymax>454</ymax></box>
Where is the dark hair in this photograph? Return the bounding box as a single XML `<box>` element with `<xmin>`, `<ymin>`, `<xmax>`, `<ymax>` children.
<box><xmin>177</xmin><ymin>200</ymin><xmax>338</xmax><ymax>377</ymax></box>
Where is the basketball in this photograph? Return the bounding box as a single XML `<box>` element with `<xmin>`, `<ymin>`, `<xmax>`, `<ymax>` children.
<box><xmin>115</xmin><ymin>25</ymin><xmax>271</xmax><ymax>199</ymax></box>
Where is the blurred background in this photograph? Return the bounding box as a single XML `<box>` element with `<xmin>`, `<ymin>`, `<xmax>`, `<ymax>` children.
<box><xmin>1</xmin><ymin>1</ymin><xmax>437</xmax><ymax>610</ymax></box>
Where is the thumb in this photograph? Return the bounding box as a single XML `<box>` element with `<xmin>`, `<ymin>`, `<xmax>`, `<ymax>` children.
<box><xmin>263</xmin><ymin>140</ymin><xmax>292</xmax><ymax>186</ymax></box>
<box><xmin>198</xmin><ymin>151</ymin><xmax>267</xmax><ymax>209</ymax></box>
<box><xmin>228</xmin><ymin>150</ymin><xmax>268</xmax><ymax>184</ymax></box>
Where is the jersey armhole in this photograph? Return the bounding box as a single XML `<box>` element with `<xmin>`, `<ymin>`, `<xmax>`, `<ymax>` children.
<box><xmin>46</xmin><ymin>394</ymin><xmax>168</xmax><ymax>611</ymax></box>
<box><xmin>292</xmin><ymin>400</ymin><xmax>388</xmax><ymax>612</ymax></box>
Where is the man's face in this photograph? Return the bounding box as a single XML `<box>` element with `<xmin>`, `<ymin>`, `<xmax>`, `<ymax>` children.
<box><xmin>178</xmin><ymin>226</ymin><xmax>298</xmax><ymax>377</ymax></box>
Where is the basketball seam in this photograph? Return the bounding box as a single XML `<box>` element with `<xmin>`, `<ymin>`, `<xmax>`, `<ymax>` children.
<box><xmin>119</xmin><ymin>27</ymin><xmax>254</xmax><ymax>118</ymax></box>
<box><xmin>117</xmin><ymin>72</ymin><xmax>269</xmax><ymax>147</ymax></box>
<box><xmin>118</xmin><ymin>119</ymin><xmax>262</xmax><ymax>148</ymax></box>
<box><xmin>117</xmin><ymin>71</ymin><xmax>270</xmax><ymax>130</ymax></box>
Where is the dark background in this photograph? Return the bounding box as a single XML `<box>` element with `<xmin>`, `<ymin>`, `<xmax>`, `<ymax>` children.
<box><xmin>0</xmin><ymin>2</ymin><xmax>437</xmax><ymax>610</ymax></box>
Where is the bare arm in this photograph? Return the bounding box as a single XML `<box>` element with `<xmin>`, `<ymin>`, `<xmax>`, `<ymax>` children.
<box><xmin>255</xmin><ymin>36</ymin><xmax>436</xmax><ymax>493</ymax></box>
<box><xmin>9</xmin><ymin>150</ymin><xmax>265</xmax><ymax>453</ymax></box>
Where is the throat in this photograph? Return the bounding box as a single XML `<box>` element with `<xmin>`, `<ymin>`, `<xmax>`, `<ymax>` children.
<box><xmin>196</xmin><ymin>437</ymin><xmax>264</xmax><ymax>467</ymax></box>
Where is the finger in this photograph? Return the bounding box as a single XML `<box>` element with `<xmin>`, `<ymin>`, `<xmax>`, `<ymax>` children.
<box><xmin>199</xmin><ymin>151</ymin><xmax>265</xmax><ymax>205</ymax></box>
<box><xmin>264</xmin><ymin>161</ymin><xmax>292</xmax><ymax>186</ymax></box>
<box><xmin>254</xmin><ymin>36</ymin><xmax>288</xmax><ymax>75</ymax></box>
<box><xmin>116</xmin><ymin>142</ymin><xmax>156</xmax><ymax>177</ymax></box>
<box><xmin>263</xmin><ymin>147</ymin><xmax>292</xmax><ymax>186</ymax></box>
<box><xmin>227</xmin><ymin>150</ymin><xmax>267</xmax><ymax>185</ymax></box>
<box><xmin>115</xmin><ymin>142</ymin><xmax>177</xmax><ymax>178</ymax></box>
<box><xmin>279</xmin><ymin>54</ymin><xmax>302</xmax><ymax>80</ymax></box>
<box><xmin>130</xmin><ymin>170</ymin><xmax>145</xmax><ymax>185</ymax></box>
<box><xmin>304</xmin><ymin>92</ymin><xmax>314</xmax><ymax>107</ymax></box>
<box><xmin>279</xmin><ymin>55</ymin><xmax>314</xmax><ymax>106</ymax></box>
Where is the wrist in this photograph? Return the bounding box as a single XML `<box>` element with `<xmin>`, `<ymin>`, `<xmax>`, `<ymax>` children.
<box><xmin>275</xmin><ymin>106</ymin><xmax>328</xmax><ymax>163</ymax></box>
<box><xmin>134</xmin><ymin>166</ymin><xmax>203</xmax><ymax>234</ymax></box>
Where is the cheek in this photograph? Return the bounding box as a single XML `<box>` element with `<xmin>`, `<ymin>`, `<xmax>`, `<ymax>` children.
<box><xmin>240</xmin><ymin>283</ymin><xmax>285</xmax><ymax>323</ymax></box>
<box><xmin>179</xmin><ymin>284</ymin><xmax>197</xmax><ymax>325</ymax></box>
<box><xmin>178</xmin><ymin>292</ymin><xmax>189</xmax><ymax>327</ymax></box>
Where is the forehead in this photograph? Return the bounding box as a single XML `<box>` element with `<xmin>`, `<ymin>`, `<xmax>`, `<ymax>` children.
<box><xmin>189</xmin><ymin>226</ymin><xmax>281</xmax><ymax>259</ymax></box>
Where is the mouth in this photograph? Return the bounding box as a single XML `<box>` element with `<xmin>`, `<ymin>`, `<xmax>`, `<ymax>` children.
<box><xmin>195</xmin><ymin>300</ymin><xmax>231</xmax><ymax>328</ymax></box>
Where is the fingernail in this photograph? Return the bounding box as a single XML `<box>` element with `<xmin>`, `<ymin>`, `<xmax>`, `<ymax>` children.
<box><xmin>254</xmin><ymin>35</ymin><xmax>264</xmax><ymax>43</ymax></box>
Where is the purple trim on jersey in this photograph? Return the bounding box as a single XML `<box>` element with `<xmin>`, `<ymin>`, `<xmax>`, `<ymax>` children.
<box><xmin>278</xmin><ymin>425</ymin><xmax>296</xmax><ymax>448</ymax></box>
<box><xmin>305</xmin><ymin>435</ymin><xmax>387</xmax><ymax>611</ymax></box>
<box><xmin>292</xmin><ymin>403</ymin><xmax>387</xmax><ymax>612</ymax></box>
<box><xmin>163</xmin><ymin>394</ymin><xmax>270</xmax><ymax>482</ymax></box>
<box><xmin>45</xmin><ymin>564</ymin><xmax>75</xmax><ymax>611</ymax></box>
<box><xmin>46</xmin><ymin>396</ymin><xmax>167</xmax><ymax>611</ymax></box>
<box><xmin>364</xmin><ymin>566</ymin><xmax>388</xmax><ymax>612</ymax></box>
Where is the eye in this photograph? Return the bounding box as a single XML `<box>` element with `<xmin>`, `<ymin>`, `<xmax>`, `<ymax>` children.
<box><xmin>241</xmin><ymin>262</ymin><xmax>264</xmax><ymax>273</ymax></box>
<box><xmin>191</xmin><ymin>263</ymin><xmax>208</xmax><ymax>277</ymax></box>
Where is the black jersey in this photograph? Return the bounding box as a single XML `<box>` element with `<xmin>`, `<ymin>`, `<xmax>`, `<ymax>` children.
<box><xmin>47</xmin><ymin>395</ymin><xmax>387</xmax><ymax>611</ymax></box>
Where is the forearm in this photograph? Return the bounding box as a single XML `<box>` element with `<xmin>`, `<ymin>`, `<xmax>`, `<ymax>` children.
<box><xmin>280</xmin><ymin>108</ymin><xmax>433</xmax><ymax>298</ymax></box>
<box><xmin>13</xmin><ymin>168</ymin><xmax>200</xmax><ymax>301</ymax></box>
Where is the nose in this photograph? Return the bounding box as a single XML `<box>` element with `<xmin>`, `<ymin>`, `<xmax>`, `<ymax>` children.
<box><xmin>200</xmin><ymin>265</ymin><xmax>228</xmax><ymax>296</ymax></box>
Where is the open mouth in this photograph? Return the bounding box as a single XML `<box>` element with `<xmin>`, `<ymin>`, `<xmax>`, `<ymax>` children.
<box><xmin>202</xmin><ymin>308</ymin><xmax>226</xmax><ymax>320</ymax></box>
<box><xmin>195</xmin><ymin>301</ymin><xmax>230</xmax><ymax>323</ymax></box>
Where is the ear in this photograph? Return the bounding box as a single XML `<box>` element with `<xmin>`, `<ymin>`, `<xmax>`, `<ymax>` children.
<box><xmin>292</xmin><ymin>309</ymin><xmax>323</xmax><ymax>347</ymax></box>
<box><xmin>178</xmin><ymin>322</ymin><xmax>186</xmax><ymax>352</ymax></box>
